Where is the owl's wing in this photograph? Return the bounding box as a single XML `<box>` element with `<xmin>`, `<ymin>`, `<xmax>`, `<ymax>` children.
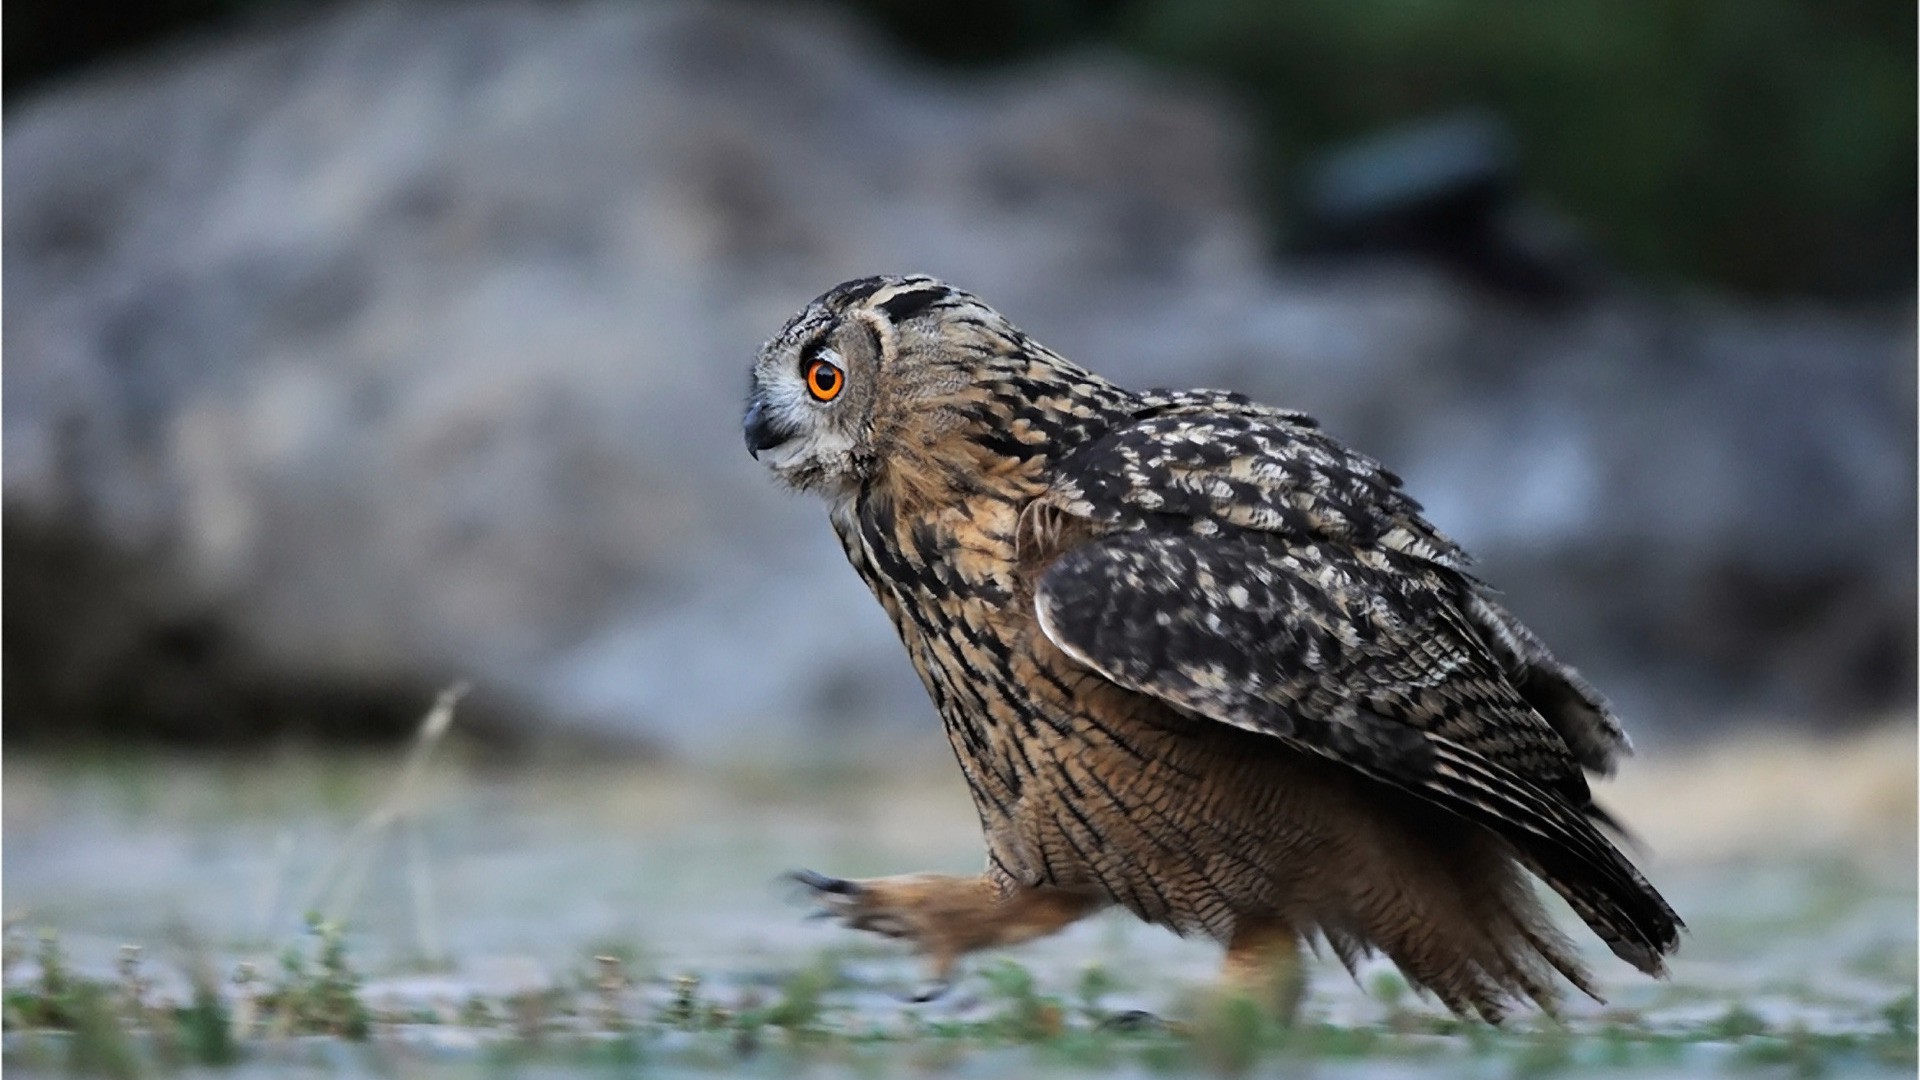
<box><xmin>1034</xmin><ymin>528</ymin><xmax>1551</xmax><ymax>789</ymax></box>
<box><xmin>1050</xmin><ymin>388</ymin><xmax>1474</xmax><ymax>572</ymax></box>
<box><xmin>1029</xmin><ymin>398</ymin><xmax>1678</xmax><ymax>970</ymax></box>
<box><xmin>1040</xmin><ymin>390</ymin><xmax>1627</xmax><ymax>772</ymax></box>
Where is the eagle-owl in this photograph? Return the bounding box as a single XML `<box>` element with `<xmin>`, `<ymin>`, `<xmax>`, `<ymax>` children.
<box><xmin>743</xmin><ymin>275</ymin><xmax>1680</xmax><ymax>1021</ymax></box>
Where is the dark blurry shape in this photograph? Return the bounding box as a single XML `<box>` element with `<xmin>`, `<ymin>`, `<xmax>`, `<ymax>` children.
<box><xmin>4</xmin><ymin>0</ymin><xmax>323</xmax><ymax>97</ymax></box>
<box><xmin>1291</xmin><ymin>110</ymin><xmax>1599</xmax><ymax>304</ymax></box>
<box><xmin>1301</xmin><ymin>111</ymin><xmax>1519</xmax><ymax>242</ymax></box>
<box><xmin>2</xmin><ymin>512</ymin><xmax>528</xmax><ymax>748</ymax></box>
<box><xmin>1684</xmin><ymin>563</ymin><xmax>1916</xmax><ymax>720</ymax></box>
<box><xmin>1115</xmin><ymin>0</ymin><xmax>1914</xmax><ymax>297</ymax></box>
<box><xmin>843</xmin><ymin>0</ymin><xmax>1125</xmax><ymax>65</ymax></box>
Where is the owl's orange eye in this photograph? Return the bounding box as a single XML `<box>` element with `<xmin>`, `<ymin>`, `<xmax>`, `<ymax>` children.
<box><xmin>805</xmin><ymin>358</ymin><xmax>844</xmax><ymax>402</ymax></box>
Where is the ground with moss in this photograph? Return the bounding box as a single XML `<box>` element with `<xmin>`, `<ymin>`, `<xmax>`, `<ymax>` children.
<box><xmin>3</xmin><ymin>724</ymin><xmax>1913</xmax><ymax>1077</ymax></box>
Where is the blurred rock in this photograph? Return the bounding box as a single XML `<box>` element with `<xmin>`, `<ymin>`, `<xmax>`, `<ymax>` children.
<box><xmin>1290</xmin><ymin>109</ymin><xmax>1603</xmax><ymax>304</ymax></box>
<box><xmin>3</xmin><ymin>510</ymin><xmax>535</xmax><ymax>747</ymax></box>
<box><xmin>5</xmin><ymin>0</ymin><xmax>1911</xmax><ymax>753</ymax></box>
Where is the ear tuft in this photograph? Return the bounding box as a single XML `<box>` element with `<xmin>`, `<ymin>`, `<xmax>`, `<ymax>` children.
<box><xmin>877</xmin><ymin>287</ymin><xmax>947</xmax><ymax>325</ymax></box>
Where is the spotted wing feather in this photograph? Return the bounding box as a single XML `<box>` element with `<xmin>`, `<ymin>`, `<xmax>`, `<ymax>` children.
<box><xmin>1031</xmin><ymin>402</ymin><xmax>1681</xmax><ymax>972</ymax></box>
<box><xmin>1049</xmin><ymin>390</ymin><xmax>1472</xmax><ymax>572</ymax></box>
<box><xmin>1086</xmin><ymin>392</ymin><xmax>1633</xmax><ymax>775</ymax></box>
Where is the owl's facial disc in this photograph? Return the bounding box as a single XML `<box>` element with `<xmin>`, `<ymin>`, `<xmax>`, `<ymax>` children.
<box><xmin>747</xmin><ymin>274</ymin><xmax>960</xmax><ymax>496</ymax></box>
<box><xmin>745</xmin><ymin>329</ymin><xmax>870</xmax><ymax>494</ymax></box>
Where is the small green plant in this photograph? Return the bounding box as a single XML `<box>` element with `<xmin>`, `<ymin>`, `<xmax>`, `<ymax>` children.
<box><xmin>1188</xmin><ymin>990</ymin><xmax>1269</xmax><ymax>1078</ymax></box>
<box><xmin>1368</xmin><ymin>968</ymin><xmax>1408</xmax><ymax>1009</ymax></box>
<box><xmin>62</xmin><ymin>981</ymin><xmax>141</xmax><ymax>1080</ymax></box>
<box><xmin>256</xmin><ymin>915</ymin><xmax>370</xmax><ymax>1039</ymax></box>
<box><xmin>1711</xmin><ymin>1002</ymin><xmax>1769</xmax><ymax>1040</ymax></box>
<box><xmin>1075</xmin><ymin>963</ymin><xmax>1115</xmax><ymax>1021</ymax></box>
<box><xmin>457</xmin><ymin>993</ymin><xmax>495</xmax><ymax>1028</ymax></box>
<box><xmin>1881</xmin><ymin>992</ymin><xmax>1916</xmax><ymax>1041</ymax></box>
<box><xmin>980</xmin><ymin>960</ymin><xmax>1065</xmax><ymax>1042</ymax></box>
<box><xmin>763</xmin><ymin>959</ymin><xmax>834</xmax><ymax>1033</ymax></box>
<box><xmin>1509</xmin><ymin>1025</ymin><xmax>1576</xmax><ymax>1079</ymax></box>
<box><xmin>36</xmin><ymin>929</ymin><xmax>71</xmax><ymax>1019</ymax></box>
<box><xmin>6</xmin><ymin>929</ymin><xmax>88</xmax><ymax>1030</ymax></box>
<box><xmin>175</xmin><ymin>957</ymin><xmax>238</xmax><ymax>1067</ymax></box>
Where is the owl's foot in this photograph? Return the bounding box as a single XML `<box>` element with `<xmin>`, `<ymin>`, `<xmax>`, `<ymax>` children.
<box><xmin>786</xmin><ymin>869</ymin><xmax>1101</xmax><ymax>999</ymax></box>
<box><xmin>1221</xmin><ymin>916</ymin><xmax>1308</xmax><ymax>1023</ymax></box>
<box><xmin>789</xmin><ymin>870</ymin><xmax>927</xmax><ymax>942</ymax></box>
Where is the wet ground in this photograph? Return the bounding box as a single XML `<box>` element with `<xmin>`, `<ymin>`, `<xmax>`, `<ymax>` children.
<box><xmin>4</xmin><ymin>722</ymin><xmax>1914</xmax><ymax>1077</ymax></box>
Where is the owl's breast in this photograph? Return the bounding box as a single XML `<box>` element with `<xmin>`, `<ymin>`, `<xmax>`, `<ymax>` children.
<box><xmin>835</xmin><ymin>486</ymin><xmax>1082</xmax><ymax>807</ymax></box>
<box><xmin>837</xmin><ymin>491</ymin><xmax>1032</xmax><ymax>686</ymax></box>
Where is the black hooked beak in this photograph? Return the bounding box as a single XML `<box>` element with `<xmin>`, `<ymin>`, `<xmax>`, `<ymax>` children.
<box><xmin>743</xmin><ymin>397</ymin><xmax>795</xmax><ymax>460</ymax></box>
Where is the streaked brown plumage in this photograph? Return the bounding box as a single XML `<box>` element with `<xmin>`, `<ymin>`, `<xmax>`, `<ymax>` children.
<box><xmin>744</xmin><ymin>275</ymin><xmax>1682</xmax><ymax>1021</ymax></box>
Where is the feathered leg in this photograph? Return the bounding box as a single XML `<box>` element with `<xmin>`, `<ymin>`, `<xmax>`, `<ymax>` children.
<box><xmin>1222</xmin><ymin>915</ymin><xmax>1307</xmax><ymax>1021</ymax></box>
<box><xmin>790</xmin><ymin>870</ymin><xmax>1102</xmax><ymax>1000</ymax></box>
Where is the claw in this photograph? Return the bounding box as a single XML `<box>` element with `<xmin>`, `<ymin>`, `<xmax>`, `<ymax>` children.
<box><xmin>906</xmin><ymin>976</ymin><xmax>952</xmax><ymax>1003</ymax></box>
<box><xmin>786</xmin><ymin>869</ymin><xmax>874</xmax><ymax>926</ymax></box>
<box><xmin>786</xmin><ymin>869</ymin><xmax>862</xmax><ymax>896</ymax></box>
<box><xmin>1098</xmin><ymin>1009</ymin><xmax>1165</xmax><ymax>1032</ymax></box>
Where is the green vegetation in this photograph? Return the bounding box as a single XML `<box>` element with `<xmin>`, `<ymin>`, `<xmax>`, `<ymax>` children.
<box><xmin>248</xmin><ymin>915</ymin><xmax>373</xmax><ymax>1039</ymax></box>
<box><xmin>4</xmin><ymin>919</ymin><xmax>1914</xmax><ymax>1077</ymax></box>
<box><xmin>6</xmin><ymin>742</ymin><xmax>1910</xmax><ymax>1077</ymax></box>
<box><xmin>2</xmin><ymin>929</ymin><xmax>234</xmax><ymax>1075</ymax></box>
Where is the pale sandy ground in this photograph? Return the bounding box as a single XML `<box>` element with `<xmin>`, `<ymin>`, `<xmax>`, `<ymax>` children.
<box><xmin>1602</xmin><ymin>720</ymin><xmax>1915</xmax><ymax>862</ymax></box>
<box><xmin>3</xmin><ymin>719</ymin><xmax>1914</xmax><ymax>1075</ymax></box>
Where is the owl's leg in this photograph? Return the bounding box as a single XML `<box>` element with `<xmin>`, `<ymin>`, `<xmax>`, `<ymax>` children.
<box><xmin>788</xmin><ymin>870</ymin><xmax>1101</xmax><ymax>1000</ymax></box>
<box><xmin>1222</xmin><ymin>916</ymin><xmax>1307</xmax><ymax>1022</ymax></box>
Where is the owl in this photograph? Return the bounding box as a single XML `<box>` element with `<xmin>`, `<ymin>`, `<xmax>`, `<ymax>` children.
<box><xmin>743</xmin><ymin>275</ymin><xmax>1680</xmax><ymax>1021</ymax></box>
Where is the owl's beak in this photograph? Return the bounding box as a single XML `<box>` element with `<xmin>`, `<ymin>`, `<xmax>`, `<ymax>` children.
<box><xmin>743</xmin><ymin>397</ymin><xmax>794</xmax><ymax>460</ymax></box>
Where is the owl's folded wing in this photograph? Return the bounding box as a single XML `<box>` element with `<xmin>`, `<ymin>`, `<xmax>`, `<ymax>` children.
<box><xmin>1029</xmin><ymin>528</ymin><xmax>1679</xmax><ymax>973</ymax></box>
<box><xmin>1037</xmin><ymin>391</ymin><xmax>1629</xmax><ymax>774</ymax></box>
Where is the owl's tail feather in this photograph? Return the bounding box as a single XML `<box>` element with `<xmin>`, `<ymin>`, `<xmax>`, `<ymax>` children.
<box><xmin>1331</xmin><ymin>812</ymin><xmax>1607</xmax><ymax>1024</ymax></box>
<box><xmin>1412</xmin><ymin>740</ymin><xmax>1685</xmax><ymax>976</ymax></box>
<box><xmin>1522</xmin><ymin>836</ymin><xmax>1684</xmax><ymax>978</ymax></box>
<box><xmin>1507</xmin><ymin>786</ymin><xmax>1684</xmax><ymax>977</ymax></box>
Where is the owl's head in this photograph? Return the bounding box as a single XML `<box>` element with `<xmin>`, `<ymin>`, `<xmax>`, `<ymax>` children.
<box><xmin>743</xmin><ymin>274</ymin><xmax>976</xmax><ymax>496</ymax></box>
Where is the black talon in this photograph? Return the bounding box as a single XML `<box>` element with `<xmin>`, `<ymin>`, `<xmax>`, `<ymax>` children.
<box><xmin>1098</xmin><ymin>1009</ymin><xmax>1164</xmax><ymax>1032</ymax></box>
<box><xmin>787</xmin><ymin>869</ymin><xmax>861</xmax><ymax>895</ymax></box>
<box><xmin>906</xmin><ymin>977</ymin><xmax>952</xmax><ymax>1004</ymax></box>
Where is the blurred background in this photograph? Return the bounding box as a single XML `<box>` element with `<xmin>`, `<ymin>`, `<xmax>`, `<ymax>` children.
<box><xmin>6</xmin><ymin>0</ymin><xmax>1913</xmax><ymax>758</ymax></box>
<box><xmin>2</xmin><ymin>1</ymin><xmax>1915</xmax><ymax>1064</ymax></box>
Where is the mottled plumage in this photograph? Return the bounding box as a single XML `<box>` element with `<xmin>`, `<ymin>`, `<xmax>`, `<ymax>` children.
<box><xmin>744</xmin><ymin>275</ymin><xmax>1681</xmax><ymax>1021</ymax></box>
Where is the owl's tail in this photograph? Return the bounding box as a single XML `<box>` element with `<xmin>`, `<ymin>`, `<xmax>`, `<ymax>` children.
<box><xmin>1365</xmin><ymin>747</ymin><xmax>1684</xmax><ymax>1021</ymax></box>
<box><xmin>1411</xmin><ymin>737</ymin><xmax>1686</xmax><ymax>979</ymax></box>
<box><xmin>1321</xmin><ymin>801</ymin><xmax>1612</xmax><ymax>1024</ymax></box>
<box><xmin>1518</xmin><ymin>807</ymin><xmax>1685</xmax><ymax>979</ymax></box>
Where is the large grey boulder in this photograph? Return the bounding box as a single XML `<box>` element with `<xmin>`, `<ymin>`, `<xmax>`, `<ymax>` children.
<box><xmin>6</xmin><ymin>0</ymin><xmax>1910</xmax><ymax>753</ymax></box>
